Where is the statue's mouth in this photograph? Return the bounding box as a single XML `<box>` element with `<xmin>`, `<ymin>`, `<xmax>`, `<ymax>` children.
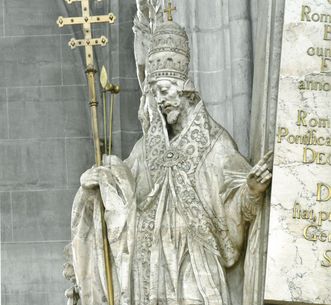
<box><xmin>164</xmin><ymin>105</ymin><xmax>173</xmax><ymax>112</ymax></box>
<box><xmin>162</xmin><ymin>102</ymin><xmax>178</xmax><ymax>114</ymax></box>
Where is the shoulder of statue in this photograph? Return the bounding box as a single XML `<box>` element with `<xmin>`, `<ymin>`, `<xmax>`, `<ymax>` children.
<box><xmin>200</xmin><ymin>104</ymin><xmax>237</xmax><ymax>152</ymax></box>
<box><xmin>200</xmin><ymin>131</ymin><xmax>235</xmax><ymax>168</ymax></box>
<box><xmin>124</xmin><ymin>137</ymin><xmax>145</xmax><ymax>166</ymax></box>
<box><xmin>134</xmin><ymin>137</ymin><xmax>145</xmax><ymax>153</ymax></box>
<box><xmin>205</xmin><ymin>128</ymin><xmax>251</xmax><ymax>171</ymax></box>
<box><xmin>213</xmin><ymin>128</ymin><xmax>239</xmax><ymax>154</ymax></box>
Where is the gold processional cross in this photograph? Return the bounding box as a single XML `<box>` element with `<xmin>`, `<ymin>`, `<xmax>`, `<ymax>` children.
<box><xmin>57</xmin><ymin>1</ymin><xmax>116</xmax><ymax>305</ymax></box>
<box><xmin>164</xmin><ymin>0</ymin><xmax>176</xmax><ymax>21</ymax></box>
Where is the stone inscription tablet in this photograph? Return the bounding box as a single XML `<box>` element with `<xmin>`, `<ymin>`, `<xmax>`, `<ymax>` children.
<box><xmin>265</xmin><ymin>0</ymin><xmax>331</xmax><ymax>304</ymax></box>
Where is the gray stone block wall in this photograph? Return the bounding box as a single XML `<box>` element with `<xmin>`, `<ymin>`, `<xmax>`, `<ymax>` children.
<box><xmin>0</xmin><ymin>0</ymin><xmax>140</xmax><ymax>304</ymax></box>
<box><xmin>108</xmin><ymin>0</ymin><xmax>142</xmax><ymax>158</ymax></box>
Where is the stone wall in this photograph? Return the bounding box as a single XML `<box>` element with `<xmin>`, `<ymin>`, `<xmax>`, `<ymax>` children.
<box><xmin>0</xmin><ymin>0</ymin><xmax>140</xmax><ymax>304</ymax></box>
<box><xmin>109</xmin><ymin>0</ymin><xmax>142</xmax><ymax>158</ymax></box>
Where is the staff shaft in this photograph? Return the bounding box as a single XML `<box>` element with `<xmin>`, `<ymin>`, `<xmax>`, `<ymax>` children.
<box><xmin>86</xmin><ymin>66</ymin><xmax>114</xmax><ymax>305</ymax></box>
<box><xmin>86</xmin><ymin>67</ymin><xmax>102</xmax><ymax>166</ymax></box>
<box><xmin>103</xmin><ymin>91</ymin><xmax>108</xmax><ymax>155</ymax></box>
<box><xmin>108</xmin><ymin>94</ymin><xmax>115</xmax><ymax>155</ymax></box>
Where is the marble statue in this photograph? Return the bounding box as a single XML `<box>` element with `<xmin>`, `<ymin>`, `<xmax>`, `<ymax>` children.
<box><xmin>63</xmin><ymin>2</ymin><xmax>273</xmax><ymax>305</ymax></box>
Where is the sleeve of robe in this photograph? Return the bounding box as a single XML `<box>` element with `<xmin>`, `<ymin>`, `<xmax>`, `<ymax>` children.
<box><xmin>197</xmin><ymin>130</ymin><xmax>263</xmax><ymax>249</ymax></box>
<box><xmin>213</xmin><ymin>133</ymin><xmax>265</xmax><ymax>305</ymax></box>
<box><xmin>197</xmin><ymin>130</ymin><xmax>264</xmax><ymax>304</ymax></box>
<box><xmin>71</xmin><ymin>155</ymin><xmax>137</xmax><ymax>305</ymax></box>
<box><xmin>219</xmin><ymin>132</ymin><xmax>264</xmax><ymax>305</ymax></box>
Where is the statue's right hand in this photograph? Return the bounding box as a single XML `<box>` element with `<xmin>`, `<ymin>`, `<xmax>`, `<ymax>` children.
<box><xmin>80</xmin><ymin>167</ymin><xmax>102</xmax><ymax>190</ymax></box>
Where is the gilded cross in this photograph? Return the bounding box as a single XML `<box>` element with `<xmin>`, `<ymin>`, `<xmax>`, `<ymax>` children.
<box><xmin>164</xmin><ymin>1</ymin><xmax>176</xmax><ymax>21</ymax></box>
<box><xmin>57</xmin><ymin>0</ymin><xmax>116</xmax><ymax>67</ymax></box>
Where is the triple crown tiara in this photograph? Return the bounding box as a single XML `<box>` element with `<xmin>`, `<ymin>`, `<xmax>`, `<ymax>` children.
<box><xmin>147</xmin><ymin>21</ymin><xmax>190</xmax><ymax>81</ymax></box>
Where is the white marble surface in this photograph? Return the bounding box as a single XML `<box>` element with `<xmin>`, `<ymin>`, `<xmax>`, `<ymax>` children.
<box><xmin>265</xmin><ymin>0</ymin><xmax>331</xmax><ymax>304</ymax></box>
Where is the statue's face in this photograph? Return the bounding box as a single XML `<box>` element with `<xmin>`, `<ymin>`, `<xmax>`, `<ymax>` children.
<box><xmin>153</xmin><ymin>78</ymin><xmax>187</xmax><ymax>125</ymax></box>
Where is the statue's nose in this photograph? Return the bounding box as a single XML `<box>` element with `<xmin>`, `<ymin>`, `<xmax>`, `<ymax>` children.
<box><xmin>164</xmin><ymin>100</ymin><xmax>172</xmax><ymax>107</ymax></box>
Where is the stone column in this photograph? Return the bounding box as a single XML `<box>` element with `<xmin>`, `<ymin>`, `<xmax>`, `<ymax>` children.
<box><xmin>249</xmin><ymin>1</ymin><xmax>285</xmax><ymax>305</ymax></box>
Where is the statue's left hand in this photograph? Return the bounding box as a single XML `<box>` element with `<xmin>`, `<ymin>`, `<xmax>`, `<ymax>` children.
<box><xmin>247</xmin><ymin>151</ymin><xmax>273</xmax><ymax>194</ymax></box>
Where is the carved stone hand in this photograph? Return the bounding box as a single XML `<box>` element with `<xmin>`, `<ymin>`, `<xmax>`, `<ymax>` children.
<box><xmin>247</xmin><ymin>151</ymin><xmax>273</xmax><ymax>195</ymax></box>
<box><xmin>80</xmin><ymin>167</ymin><xmax>102</xmax><ymax>189</ymax></box>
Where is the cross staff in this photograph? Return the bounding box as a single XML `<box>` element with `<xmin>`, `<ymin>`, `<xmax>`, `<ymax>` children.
<box><xmin>57</xmin><ymin>1</ymin><xmax>116</xmax><ymax>305</ymax></box>
<box><xmin>164</xmin><ymin>1</ymin><xmax>176</xmax><ymax>21</ymax></box>
<box><xmin>57</xmin><ymin>0</ymin><xmax>116</xmax><ymax>165</ymax></box>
